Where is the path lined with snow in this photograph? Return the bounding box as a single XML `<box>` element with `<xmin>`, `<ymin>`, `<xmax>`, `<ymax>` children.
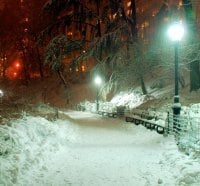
<box><xmin>1</xmin><ymin>111</ymin><xmax>200</xmax><ymax>186</ymax></box>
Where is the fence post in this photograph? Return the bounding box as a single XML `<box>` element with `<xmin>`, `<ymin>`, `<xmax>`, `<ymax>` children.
<box><xmin>164</xmin><ymin>112</ymin><xmax>170</xmax><ymax>137</ymax></box>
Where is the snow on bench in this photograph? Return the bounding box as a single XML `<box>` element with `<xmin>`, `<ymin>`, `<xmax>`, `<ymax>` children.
<box><xmin>98</xmin><ymin>103</ymin><xmax>117</xmax><ymax>118</ymax></box>
<box><xmin>125</xmin><ymin>108</ymin><xmax>169</xmax><ymax>135</ymax></box>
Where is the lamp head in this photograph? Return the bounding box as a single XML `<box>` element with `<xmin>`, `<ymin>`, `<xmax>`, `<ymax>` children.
<box><xmin>167</xmin><ymin>22</ymin><xmax>185</xmax><ymax>41</ymax></box>
<box><xmin>94</xmin><ymin>76</ymin><xmax>102</xmax><ymax>86</ymax></box>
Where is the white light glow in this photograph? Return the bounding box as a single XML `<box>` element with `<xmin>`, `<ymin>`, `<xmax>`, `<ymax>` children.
<box><xmin>167</xmin><ymin>22</ymin><xmax>185</xmax><ymax>41</ymax></box>
<box><xmin>0</xmin><ymin>89</ymin><xmax>3</xmax><ymax>97</ymax></box>
<box><xmin>94</xmin><ymin>76</ymin><xmax>102</xmax><ymax>86</ymax></box>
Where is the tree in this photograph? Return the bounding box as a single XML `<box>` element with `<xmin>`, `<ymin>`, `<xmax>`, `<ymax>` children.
<box><xmin>18</xmin><ymin>0</ymin><xmax>49</xmax><ymax>80</ymax></box>
<box><xmin>42</xmin><ymin>0</ymin><xmax>176</xmax><ymax>97</ymax></box>
<box><xmin>42</xmin><ymin>0</ymin><xmax>92</xmax><ymax>81</ymax></box>
<box><xmin>44</xmin><ymin>35</ymin><xmax>82</xmax><ymax>86</ymax></box>
<box><xmin>0</xmin><ymin>0</ymin><xmax>49</xmax><ymax>82</ymax></box>
<box><xmin>83</xmin><ymin>0</ymin><xmax>149</xmax><ymax>94</ymax></box>
<box><xmin>0</xmin><ymin>1</ymin><xmax>21</xmax><ymax>80</ymax></box>
<box><xmin>182</xmin><ymin>0</ymin><xmax>200</xmax><ymax>91</ymax></box>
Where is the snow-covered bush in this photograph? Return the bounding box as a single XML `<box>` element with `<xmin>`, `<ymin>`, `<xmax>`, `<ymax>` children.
<box><xmin>111</xmin><ymin>89</ymin><xmax>145</xmax><ymax>108</ymax></box>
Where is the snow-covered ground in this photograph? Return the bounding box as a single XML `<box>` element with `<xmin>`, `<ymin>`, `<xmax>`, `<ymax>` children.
<box><xmin>1</xmin><ymin>111</ymin><xmax>200</xmax><ymax>186</ymax></box>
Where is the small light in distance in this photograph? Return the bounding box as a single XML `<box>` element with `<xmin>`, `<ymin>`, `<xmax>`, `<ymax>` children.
<box><xmin>13</xmin><ymin>72</ymin><xmax>17</xmax><ymax>77</ymax></box>
<box><xmin>94</xmin><ymin>76</ymin><xmax>102</xmax><ymax>86</ymax></box>
<box><xmin>0</xmin><ymin>89</ymin><xmax>3</xmax><ymax>97</ymax></box>
<box><xmin>81</xmin><ymin>65</ymin><xmax>85</xmax><ymax>72</ymax></box>
<box><xmin>15</xmin><ymin>63</ymin><xmax>20</xmax><ymax>68</ymax></box>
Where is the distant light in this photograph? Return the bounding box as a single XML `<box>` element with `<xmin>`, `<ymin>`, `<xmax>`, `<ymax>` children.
<box><xmin>13</xmin><ymin>72</ymin><xmax>17</xmax><ymax>77</ymax></box>
<box><xmin>81</xmin><ymin>65</ymin><xmax>85</xmax><ymax>72</ymax></box>
<box><xmin>15</xmin><ymin>63</ymin><xmax>20</xmax><ymax>68</ymax></box>
<box><xmin>1</xmin><ymin>57</ymin><xmax>6</xmax><ymax>61</ymax></box>
<box><xmin>127</xmin><ymin>2</ymin><xmax>131</xmax><ymax>7</ymax></box>
<box><xmin>94</xmin><ymin>76</ymin><xmax>102</xmax><ymax>86</ymax></box>
<box><xmin>0</xmin><ymin>89</ymin><xmax>3</xmax><ymax>97</ymax></box>
<box><xmin>67</xmin><ymin>32</ymin><xmax>73</xmax><ymax>36</ymax></box>
<box><xmin>167</xmin><ymin>22</ymin><xmax>184</xmax><ymax>41</ymax></box>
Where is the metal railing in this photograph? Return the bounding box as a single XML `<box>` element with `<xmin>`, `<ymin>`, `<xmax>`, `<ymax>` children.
<box><xmin>75</xmin><ymin>101</ymin><xmax>200</xmax><ymax>155</ymax></box>
<box><xmin>168</xmin><ymin>113</ymin><xmax>200</xmax><ymax>155</ymax></box>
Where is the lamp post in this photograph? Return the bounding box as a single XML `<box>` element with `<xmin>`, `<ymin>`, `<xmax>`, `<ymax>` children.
<box><xmin>167</xmin><ymin>22</ymin><xmax>184</xmax><ymax>132</ymax></box>
<box><xmin>94</xmin><ymin>76</ymin><xmax>102</xmax><ymax>112</ymax></box>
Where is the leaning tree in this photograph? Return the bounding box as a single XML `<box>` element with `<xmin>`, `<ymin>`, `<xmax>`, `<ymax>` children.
<box><xmin>182</xmin><ymin>0</ymin><xmax>200</xmax><ymax>91</ymax></box>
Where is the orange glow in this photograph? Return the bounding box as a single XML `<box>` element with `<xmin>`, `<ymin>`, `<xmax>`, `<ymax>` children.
<box><xmin>81</xmin><ymin>65</ymin><xmax>85</xmax><ymax>72</ymax></box>
<box><xmin>15</xmin><ymin>63</ymin><xmax>20</xmax><ymax>68</ymax></box>
<box><xmin>127</xmin><ymin>1</ymin><xmax>131</xmax><ymax>7</ymax></box>
<box><xmin>1</xmin><ymin>57</ymin><xmax>7</xmax><ymax>61</ymax></box>
<box><xmin>6</xmin><ymin>59</ymin><xmax>22</xmax><ymax>79</ymax></box>
<box><xmin>67</xmin><ymin>32</ymin><xmax>73</xmax><ymax>36</ymax></box>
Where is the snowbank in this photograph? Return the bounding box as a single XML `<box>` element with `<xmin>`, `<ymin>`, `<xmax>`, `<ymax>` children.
<box><xmin>0</xmin><ymin>111</ymin><xmax>200</xmax><ymax>185</ymax></box>
<box><xmin>110</xmin><ymin>89</ymin><xmax>145</xmax><ymax>108</ymax></box>
<box><xmin>0</xmin><ymin>115</ymin><xmax>79</xmax><ymax>185</ymax></box>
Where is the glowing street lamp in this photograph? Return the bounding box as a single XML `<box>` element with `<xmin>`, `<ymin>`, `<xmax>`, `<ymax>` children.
<box><xmin>167</xmin><ymin>23</ymin><xmax>184</xmax><ymax>42</ymax></box>
<box><xmin>94</xmin><ymin>76</ymin><xmax>102</xmax><ymax>112</ymax></box>
<box><xmin>167</xmin><ymin>22</ymin><xmax>185</xmax><ymax>132</ymax></box>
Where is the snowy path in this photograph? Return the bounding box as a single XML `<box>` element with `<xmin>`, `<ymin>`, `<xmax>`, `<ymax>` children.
<box><xmin>1</xmin><ymin>111</ymin><xmax>200</xmax><ymax>186</ymax></box>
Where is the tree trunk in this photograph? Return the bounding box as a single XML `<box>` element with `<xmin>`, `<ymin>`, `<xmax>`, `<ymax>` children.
<box><xmin>2</xmin><ymin>55</ymin><xmax>6</xmax><ymax>80</ymax></box>
<box><xmin>96</xmin><ymin>0</ymin><xmax>101</xmax><ymax>38</ymax></box>
<box><xmin>36</xmin><ymin>46</ymin><xmax>44</xmax><ymax>79</ymax></box>
<box><xmin>130</xmin><ymin>0</ymin><xmax>138</xmax><ymax>39</ymax></box>
<box><xmin>22</xmin><ymin>50</ymin><xmax>30</xmax><ymax>85</ymax></box>
<box><xmin>130</xmin><ymin>0</ymin><xmax>147</xmax><ymax>94</ymax></box>
<box><xmin>140</xmin><ymin>74</ymin><xmax>147</xmax><ymax>95</ymax></box>
<box><xmin>190</xmin><ymin>60</ymin><xmax>200</xmax><ymax>91</ymax></box>
<box><xmin>57</xmin><ymin>69</ymin><xmax>68</xmax><ymax>87</ymax></box>
<box><xmin>182</xmin><ymin>0</ymin><xmax>200</xmax><ymax>91</ymax></box>
<box><xmin>96</xmin><ymin>0</ymin><xmax>102</xmax><ymax>62</ymax></box>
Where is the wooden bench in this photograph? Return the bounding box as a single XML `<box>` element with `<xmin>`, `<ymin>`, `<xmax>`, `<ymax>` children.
<box><xmin>98</xmin><ymin>110</ymin><xmax>117</xmax><ymax>118</ymax></box>
<box><xmin>97</xmin><ymin>103</ymin><xmax>117</xmax><ymax>118</ymax></box>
